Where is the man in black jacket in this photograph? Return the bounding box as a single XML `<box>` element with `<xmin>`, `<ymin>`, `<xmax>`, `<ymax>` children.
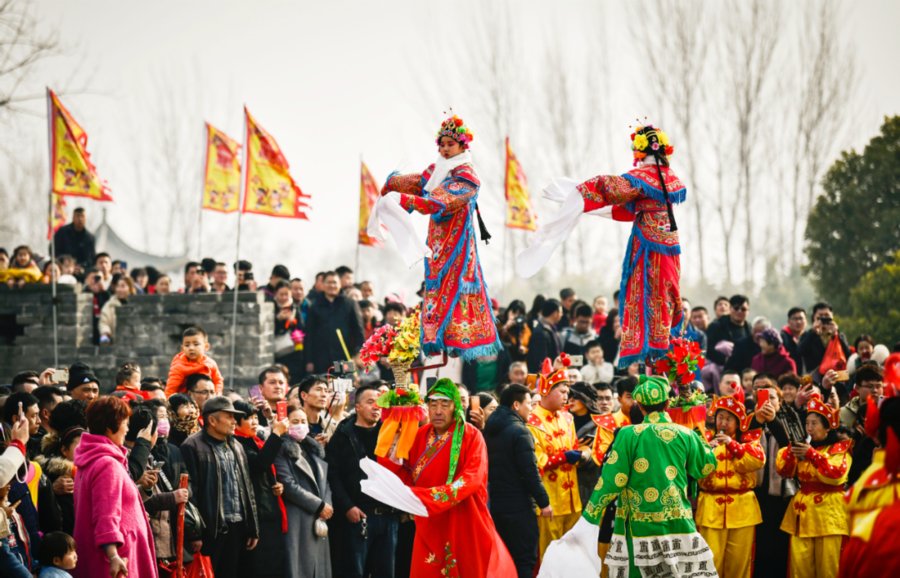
<box><xmin>181</xmin><ymin>396</ymin><xmax>259</xmax><ymax>578</ymax></box>
<box><xmin>483</xmin><ymin>383</ymin><xmax>551</xmax><ymax>578</ymax></box>
<box><xmin>52</xmin><ymin>207</ymin><xmax>95</xmax><ymax>272</ymax></box>
<box><xmin>526</xmin><ymin>299</ymin><xmax>563</xmax><ymax>373</ymax></box>
<box><xmin>326</xmin><ymin>383</ymin><xmax>398</xmax><ymax>578</ymax></box>
<box><xmin>304</xmin><ymin>271</ymin><xmax>365</xmax><ymax>373</ymax></box>
<box><xmin>705</xmin><ymin>294</ymin><xmax>752</xmax><ymax>366</ymax></box>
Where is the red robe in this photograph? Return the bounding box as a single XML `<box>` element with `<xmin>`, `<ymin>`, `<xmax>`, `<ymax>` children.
<box><xmin>382</xmin><ymin>422</ymin><xmax>515</xmax><ymax>578</ymax></box>
<box><xmin>578</xmin><ymin>165</ymin><xmax>686</xmax><ymax>367</ymax></box>
<box><xmin>385</xmin><ymin>164</ymin><xmax>501</xmax><ymax>361</ymax></box>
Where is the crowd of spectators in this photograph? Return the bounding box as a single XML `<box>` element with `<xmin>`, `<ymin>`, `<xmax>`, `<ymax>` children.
<box><xmin>1</xmin><ymin>207</ymin><xmax>896</xmax><ymax>578</ymax></box>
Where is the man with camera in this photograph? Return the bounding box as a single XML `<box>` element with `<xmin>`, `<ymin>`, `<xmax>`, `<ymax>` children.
<box><xmin>799</xmin><ymin>302</ymin><xmax>851</xmax><ymax>376</ymax></box>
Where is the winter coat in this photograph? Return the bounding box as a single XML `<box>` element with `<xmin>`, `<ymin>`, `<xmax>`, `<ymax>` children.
<box><xmin>526</xmin><ymin>319</ymin><xmax>562</xmax><ymax>373</ymax></box>
<box><xmin>53</xmin><ymin>223</ymin><xmax>96</xmax><ymax>269</ymax></box>
<box><xmin>325</xmin><ymin>416</ymin><xmax>385</xmax><ymax>517</ymax></box>
<box><xmin>799</xmin><ymin>330</ymin><xmax>851</xmax><ymax>375</ymax></box>
<box><xmin>706</xmin><ymin>316</ymin><xmax>751</xmax><ymax>366</ymax></box>
<box><xmin>34</xmin><ymin>452</ymin><xmax>75</xmax><ymax>535</ymax></box>
<box><xmin>275</xmin><ymin>436</ymin><xmax>332</xmax><ymax>578</ymax></box>
<box><xmin>304</xmin><ymin>294</ymin><xmax>364</xmax><ymax>373</ymax></box>
<box><xmin>180</xmin><ymin>431</ymin><xmax>259</xmax><ymax>551</ymax></box>
<box><xmin>72</xmin><ymin>433</ymin><xmax>157</xmax><ymax>578</ymax></box>
<box><xmin>751</xmin><ymin>345</ymin><xmax>797</xmax><ymax>377</ymax></box>
<box><xmin>483</xmin><ymin>405</ymin><xmax>550</xmax><ymax>514</ymax></box>
<box><xmin>164</xmin><ymin>351</ymin><xmax>225</xmax><ymax>397</ymax></box>
<box><xmin>234</xmin><ymin>432</ymin><xmax>286</xmax><ymax>578</ymax></box>
<box><xmin>98</xmin><ymin>295</ymin><xmax>124</xmax><ymax>339</ymax></box>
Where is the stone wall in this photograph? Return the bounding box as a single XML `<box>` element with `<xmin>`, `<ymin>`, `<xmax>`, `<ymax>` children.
<box><xmin>0</xmin><ymin>285</ymin><xmax>273</xmax><ymax>389</ymax></box>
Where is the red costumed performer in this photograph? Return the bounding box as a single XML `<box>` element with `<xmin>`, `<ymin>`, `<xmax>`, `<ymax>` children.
<box><xmin>379</xmin><ymin>115</ymin><xmax>502</xmax><ymax>361</ymax></box>
<box><xmin>517</xmin><ymin>123</ymin><xmax>686</xmax><ymax>368</ymax></box>
<box><xmin>377</xmin><ymin>378</ymin><xmax>515</xmax><ymax>577</ymax></box>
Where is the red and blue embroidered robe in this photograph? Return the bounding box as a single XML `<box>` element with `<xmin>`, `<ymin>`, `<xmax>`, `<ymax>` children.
<box><xmin>384</xmin><ymin>163</ymin><xmax>502</xmax><ymax>361</ymax></box>
<box><xmin>577</xmin><ymin>165</ymin><xmax>687</xmax><ymax>367</ymax></box>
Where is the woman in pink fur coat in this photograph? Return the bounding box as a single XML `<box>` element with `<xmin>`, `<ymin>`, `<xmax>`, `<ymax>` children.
<box><xmin>73</xmin><ymin>397</ymin><xmax>157</xmax><ymax>578</ymax></box>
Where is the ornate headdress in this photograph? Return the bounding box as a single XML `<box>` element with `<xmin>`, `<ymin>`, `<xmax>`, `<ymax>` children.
<box><xmin>806</xmin><ymin>393</ymin><xmax>840</xmax><ymax>430</ymax></box>
<box><xmin>629</xmin><ymin>120</ymin><xmax>679</xmax><ymax>232</ymax></box>
<box><xmin>532</xmin><ymin>354</ymin><xmax>571</xmax><ymax>397</ymax></box>
<box><xmin>436</xmin><ymin>115</ymin><xmax>474</xmax><ymax>149</ymax></box>
<box><xmin>710</xmin><ymin>395</ymin><xmax>752</xmax><ymax>432</ymax></box>
<box><xmin>630</xmin><ymin>122</ymin><xmax>674</xmax><ymax>166</ymax></box>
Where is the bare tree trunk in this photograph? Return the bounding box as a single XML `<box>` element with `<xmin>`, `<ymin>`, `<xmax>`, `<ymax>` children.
<box><xmin>720</xmin><ymin>0</ymin><xmax>781</xmax><ymax>285</ymax></box>
<box><xmin>788</xmin><ymin>0</ymin><xmax>856</xmax><ymax>269</ymax></box>
<box><xmin>630</xmin><ymin>0</ymin><xmax>713</xmax><ymax>284</ymax></box>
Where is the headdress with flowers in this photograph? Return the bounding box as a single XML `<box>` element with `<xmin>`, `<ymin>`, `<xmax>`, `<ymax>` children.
<box><xmin>436</xmin><ymin>115</ymin><xmax>474</xmax><ymax>149</ymax></box>
<box><xmin>629</xmin><ymin>120</ymin><xmax>679</xmax><ymax>232</ymax></box>
<box><xmin>630</xmin><ymin>123</ymin><xmax>674</xmax><ymax>167</ymax></box>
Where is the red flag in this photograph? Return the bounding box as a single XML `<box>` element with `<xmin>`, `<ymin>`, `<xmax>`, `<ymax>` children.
<box><xmin>358</xmin><ymin>162</ymin><xmax>381</xmax><ymax>246</ymax></box>
<box><xmin>242</xmin><ymin>107</ymin><xmax>309</xmax><ymax>219</ymax></box>
<box><xmin>504</xmin><ymin>137</ymin><xmax>537</xmax><ymax>231</ymax></box>
<box><xmin>48</xmin><ymin>89</ymin><xmax>112</xmax><ymax>201</ymax></box>
<box><xmin>47</xmin><ymin>193</ymin><xmax>67</xmax><ymax>239</ymax></box>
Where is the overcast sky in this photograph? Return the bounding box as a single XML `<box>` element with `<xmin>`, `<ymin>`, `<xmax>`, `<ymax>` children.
<box><xmin>7</xmin><ymin>0</ymin><xmax>900</xmax><ymax>300</ymax></box>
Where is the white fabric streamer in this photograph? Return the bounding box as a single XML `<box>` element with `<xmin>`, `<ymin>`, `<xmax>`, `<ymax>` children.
<box><xmin>515</xmin><ymin>177</ymin><xmax>616</xmax><ymax>278</ymax></box>
<box><xmin>423</xmin><ymin>150</ymin><xmax>473</xmax><ymax>193</ymax></box>
<box><xmin>367</xmin><ymin>192</ymin><xmax>432</xmax><ymax>268</ymax></box>
<box><xmin>359</xmin><ymin>457</ymin><xmax>428</xmax><ymax>517</ymax></box>
<box><xmin>536</xmin><ymin>517</ymin><xmax>603</xmax><ymax>577</ymax></box>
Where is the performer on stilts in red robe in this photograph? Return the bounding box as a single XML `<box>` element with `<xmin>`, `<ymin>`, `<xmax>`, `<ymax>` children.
<box><xmin>517</xmin><ymin>123</ymin><xmax>686</xmax><ymax>368</ymax></box>
<box><xmin>379</xmin><ymin>114</ymin><xmax>502</xmax><ymax>361</ymax></box>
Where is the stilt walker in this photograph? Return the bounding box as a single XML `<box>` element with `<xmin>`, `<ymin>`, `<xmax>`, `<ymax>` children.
<box><xmin>375</xmin><ymin>114</ymin><xmax>502</xmax><ymax>361</ymax></box>
<box><xmin>517</xmin><ymin>123</ymin><xmax>686</xmax><ymax>368</ymax></box>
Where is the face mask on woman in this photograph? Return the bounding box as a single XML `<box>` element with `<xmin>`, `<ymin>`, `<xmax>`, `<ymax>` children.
<box><xmin>156</xmin><ymin>418</ymin><xmax>170</xmax><ymax>437</ymax></box>
<box><xmin>173</xmin><ymin>413</ymin><xmax>199</xmax><ymax>434</ymax></box>
<box><xmin>288</xmin><ymin>423</ymin><xmax>309</xmax><ymax>442</ymax></box>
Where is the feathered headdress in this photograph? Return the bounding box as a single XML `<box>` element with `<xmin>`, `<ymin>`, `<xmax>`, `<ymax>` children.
<box><xmin>436</xmin><ymin>115</ymin><xmax>474</xmax><ymax>149</ymax></box>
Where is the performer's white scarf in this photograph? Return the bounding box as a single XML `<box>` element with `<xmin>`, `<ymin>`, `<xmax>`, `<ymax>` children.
<box><xmin>424</xmin><ymin>150</ymin><xmax>473</xmax><ymax>193</ymax></box>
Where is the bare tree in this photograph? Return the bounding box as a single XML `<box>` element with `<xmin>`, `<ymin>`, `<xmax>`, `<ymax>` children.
<box><xmin>786</xmin><ymin>0</ymin><xmax>856</xmax><ymax>269</ymax></box>
<box><xmin>0</xmin><ymin>142</ymin><xmax>45</xmax><ymax>246</ymax></box>
<box><xmin>719</xmin><ymin>0</ymin><xmax>782</xmax><ymax>284</ymax></box>
<box><xmin>0</xmin><ymin>0</ymin><xmax>58</xmax><ymax>113</ymax></box>
<box><xmin>629</xmin><ymin>0</ymin><xmax>714</xmax><ymax>285</ymax></box>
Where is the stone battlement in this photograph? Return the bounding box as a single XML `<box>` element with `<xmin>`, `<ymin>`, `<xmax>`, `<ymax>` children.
<box><xmin>0</xmin><ymin>285</ymin><xmax>274</xmax><ymax>389</ymax></box>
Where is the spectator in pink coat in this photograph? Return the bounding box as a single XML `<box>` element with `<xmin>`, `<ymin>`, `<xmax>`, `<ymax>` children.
<box><xmin>72</xmin><ymin>397</ymin><xmax>158</xmax><ymax>578</ymax></box>
<box><xmin>751</xmin><ymin>327</ymin><xmax>797</xmax><ymax>378</ymax></box>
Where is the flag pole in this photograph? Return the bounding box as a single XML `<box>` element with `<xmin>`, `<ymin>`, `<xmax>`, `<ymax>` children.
<box><xmin>355</xmin><ymin>155</ymin><xmax>362</xmax><ymax>275</ymax></box>
<box><xmin>229</xmin><ymin>110</ymin><xmax>248</xmax><ymax>389</ymax></box>
<box><xmin>46</xmin><ymin>87</ymin><xmax>59</xmax><ymax>368</ymax></box>
<box><xmin>198</xmin><ymin>123</ymin><xmax>207</xmax><ymax>257</ymax></box>
<box><xmin>499</xmin><ymin>137</ymin><xmax>510</xmax><ymax>301</ymax></box>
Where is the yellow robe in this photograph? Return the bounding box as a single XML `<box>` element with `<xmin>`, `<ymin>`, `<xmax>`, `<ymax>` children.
<box><xmin>844</xmin><ymin>449</ymin><xmax>899</xmax><ymax>542</ymax></box>
<box><xmin>696</xmin><ymin>430</ymin><xmax>765</xmax><ymax>578</ymax></box>
<box><xmin>696</xmin><ymin>429</ymin><xmax>765</xmax><ymax>529</ymax></box>
<box><xmin>528</xmin><ymin>404</ymin><xmax>581</xmax><ymax>561</ymax></box>
<box><xmin>776</xmin><ymin>440</ymin><xmax>852</xmax><ymax>537</ymax></box>
<box><xmin>777</xmin><ymin>439</ymin><xmax>852</xmax><ymax>578</ymax></box>
<box><xmin>528</xmin><ymin>405</ymin><xmax>581</xmax><ymax>515</ymax></box>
